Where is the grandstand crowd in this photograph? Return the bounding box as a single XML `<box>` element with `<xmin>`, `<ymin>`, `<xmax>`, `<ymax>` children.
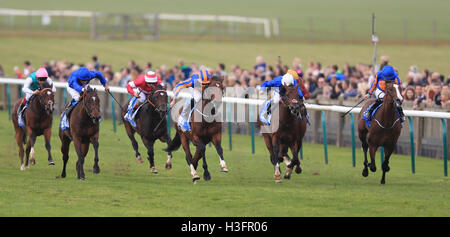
<box><xmin>1</xmin><ymin>55</ymin><xmax>449</xmax><ymax>110</ymax></box>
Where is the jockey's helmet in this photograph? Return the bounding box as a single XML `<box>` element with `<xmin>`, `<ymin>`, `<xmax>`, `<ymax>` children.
<box><xmin>145</xmin><ymin>71</ymin><xmax>158</xmax><ymax>83</ymax></box>
<box><xmin>281</xmin><ymin>73</ymin><xmax>295</xmax><ymax>86</ymax></box>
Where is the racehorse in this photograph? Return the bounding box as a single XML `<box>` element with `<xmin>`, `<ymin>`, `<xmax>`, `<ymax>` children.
<box><xmin>358</xmin><ymin>79</ymin><xmax>402</xmax><ymax>184</ymax></box>
<box><xmin>258</xmin><ymin>84</ymin><xmax>307</xmax><ymax>183</ymax></box>
<box><xmin>165</xmin><ymin>76</ymin><xmax>228</xmax><ymax>183</ymax></box>
<box><xmin>58</xmin><ymin>86</ymin><xmax>102</xmax><ymax>180</ymax></box>
<box><xmin>122</xmin><ymin>86</ymin><xmax>172</xmax><ymax>173</ymax></box>
<box><xmin>12</xmin><ymin>85</ymin><xmax>55</xmax><ymax>170</ymax></box>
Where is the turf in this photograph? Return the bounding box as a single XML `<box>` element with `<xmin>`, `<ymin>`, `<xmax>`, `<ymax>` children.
<box><xmin>0</xmin><ymin>37</ymin><xmax>449</xmax><ymax>79</ymax></box>
<box><xmin>0</xmin><ymin>110</ymin><xmax>448</xmax><ymax>217</ymax></box>
<box><xmin>1</xmin><ymin>0</ymin><xmax>450</xmax><ymax>41</ymax></box>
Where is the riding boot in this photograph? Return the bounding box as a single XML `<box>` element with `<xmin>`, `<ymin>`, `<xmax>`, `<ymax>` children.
<box><xmin>17</xmin><ymin>103</ymin><xmax>26</xmax><ymax>127</ymax></box>
<box><xmin>397</xmin><ymin>106</ymin><xmax>405</xmax><ymax>122</ymax></box>
<box><xmin>367</xmin><ymin>98</ymin><xmax>382</xmax><ymax>121</ymax></box>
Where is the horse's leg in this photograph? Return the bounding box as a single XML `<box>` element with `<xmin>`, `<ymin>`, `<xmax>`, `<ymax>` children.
<box><xmin>368</xmin><ymin>145</ymin><xmax>378</xmax><ymax>173</ymax></box>
<box><xmin>160</xmin><ymin>134</ymin><xmax>173</xmax><ymax>170</ymax></box>
<box><xmin>73</xmin><ymin>137</ymin><xmax>87</xmax><ymax>180</ymax></box>
<box><xmin>358</xmin><ymin>128</ymin><xmax>370</xmax><ymax>177</ymax></box>
<box><xmin>59</xmin><ymin>134</ymin><xmax>71</xmax><ymax>178</ymax></box>
<box><xmin>381</xmin><ymin>146</ymin><xmax>394</xmax><ymax>184</ymax></box>
<box><xmin>295</xmin><ymin>141</ymin><xmax>303</xmax><ymax>174</ymax></box>
<box><xmin>285</xmin><ymin>142</ymin><xmax>299</xmax><ymax>179</ymax></box>
<box><xmin>126</xmin><ymin>126</ymin><xmax>142</xmax><ymax>164</ymax></box>
<box><xmin>142</xmin><ymin>136</ymin><xmax>157</xmax><ymax>174</ymax></box>
<box><xmin>24</xmin><ymin>132</ymin><xmax>37</xmax><ymax>168</ymax></box>
<box><xmin>197</xmin><ymin>140</ymin><xmax>211</xmax><ymax>181</ymax></box>
<box><xmin>212</xmin><ymin>133</ymin><xmax>227</xmax><ymax>172</ymax></box>
<box><xmin>181</xmin><ymin>134</ymin><xmax>199</xmax><ymax>182</ymax></box>
<box><xmin>271</xmin><ymin>136</ymin><xmax>282</xmax><ymax>183</ymax></box>
<box><xmin>44</xmin><ymin>128</ymin><xmax>54</xmax><ymax>165</ymax></box>
<box><xmin>15</xmin><ymin>128</ymin><xmax>25</xmax><ymax>170</ymax></box>
<box><xmin>91</xmin><ymin>136</ymin><xmax>100</xmax><ymax>174</ymax></box>
<box><xmin>281</xmin><ymin>144</ymin><xmax>291</xmax><ymax>166</ymax></box>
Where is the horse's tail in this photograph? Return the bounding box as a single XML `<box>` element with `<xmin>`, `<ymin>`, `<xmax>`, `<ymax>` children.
<box><xmin>164</xmin><ymin>131</ymin><xmax>181</xmax><ymax>152</ymax></box>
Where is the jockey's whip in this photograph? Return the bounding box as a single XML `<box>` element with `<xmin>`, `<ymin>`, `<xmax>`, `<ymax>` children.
<box><xmin>341</xmin><ymin>98</ymin><xmax>366</xmax><ymax>117</ymax></box>
<box><xmin>107</xmin><ymin>90</ymin><xmax>126</xmax><ymax>112</ymax></box>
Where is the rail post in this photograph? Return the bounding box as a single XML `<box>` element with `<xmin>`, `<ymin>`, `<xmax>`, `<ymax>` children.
<box><xmin>321</xmin><ymin>111</ymin><xmax>328</xmax><ymax>164</ymax></box>
<box><xmin>442</xmin><ymin>119</ymin><xmax>447</xmax><ymax>177</ymax></box>
<box><xmin>408</xmin><ymin>116</ymin><xmax>415</xmax><ymax>174</ymax></box>
<box><xmin>350</xmin><ymin>113</ymin><xmax>356</xmax><ymax>167</ymax></box>
<box><xmin>250</xmin><ymin>104</ymin><xmax>255</xmax><ymax>154</ymax></box>
<box><xmin>63</xmin><ymin>88</ymin><xmax>68</xmax><ymax>105</ymax></box>
<box><xmin>6</xmin><ymin>84</ymin><xmax>11</xmax><ymax>120</ymax></box>
<box><xmin>227</xmin><ymin>102</ymin><xmax>232</xmax><ymax>151</ymax></box>
<box><xmin>110</xmin><ymin>92</ymin><xmax>116</xmax><ymax>133</ymax></box>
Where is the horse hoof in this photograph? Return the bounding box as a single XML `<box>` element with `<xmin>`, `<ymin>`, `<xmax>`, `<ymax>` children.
<box><xmin>165</xmin><ymin>163</ymin><xmax>172</xmax><ymax>170</ymax></box>
<box><xmin>136</xmin><ymin>156</ymin><xmax>143</xmax><ymax>164</ymax></box>
<box><xmin>150</xmin><ymin>167</ymin><xmax>158</xmax><ymax>174</ymax></box>
<box><xmin>362</xmin><ymin>169</ymin><xmax>369</xmax><ymax>177</ymax></box>
<box><xmin>203</xmin><ymin>172</ymin><xmax>211</xmax><ymax>181</ymax></box>
<box><xmin>274</xmin><ymin>178</ymin><xmax>282</xmax><ymax>183</ymax></box>
<box><xmin>381</xmin><ymin>180</ymin><xmax>386</xmax><ymax>185</ymax></box>
<box><xmin>369</xmin><ymin>163</ymin><xmax>377</xmax><ymax>172</ymax></box>
<box><xmin>220</xmin><ymin>167</ymin><xmax>229</xmax><ymax>172</ymax></box>
<box><xmin>79</xmin><ymin>177</ymin><xmax>86</xmax><ymax>181</ymax></box>
<box><xmin>30</xmin><ymin>160</ymin><xmax>36</xmax><ymax>165</ymax></box>
<box><xmin>295</xmin><ymin>166</ymin><xmax>302</xmax><ymax>174</ymax></box>
<box><xmin>48</xmin><ymin>161</ymin><xmax>55</xmax><ymax>165</ymax></box>
<box><xmin>192</xmin><ymin>176</ymin><xmax>200</xmax><ymax>183</ymax></box>
<box><xmin>20</xmin><ymin>165</ymin><xmax>26</xmax><ymax>171</ymax></box>
<box><xmin>92</xmin><ymin>168</ymin><xmax>100</xmax><ymax>174</ymax></box>
<box><xmin>284</xmin><ymin>173</ymin><xmax>291</xmax><ymax>179</ymax></box>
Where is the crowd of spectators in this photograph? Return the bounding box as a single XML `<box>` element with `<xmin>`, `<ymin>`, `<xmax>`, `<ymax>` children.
<box><xmin>1</xmin><ymin>55</ymin><xmax>449</xmax><ymax>110</ymax></box>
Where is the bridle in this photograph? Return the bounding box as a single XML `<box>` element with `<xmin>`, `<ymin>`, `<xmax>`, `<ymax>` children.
<box><xmin>373</xmin><ymin>80</ymin><xmax>401</xmax><ymax>130</ymax></box>
<box><xmin>33</xmin><ymin>88</ymin><xmax>54</xmax><ymax>115</ymax></box>
<box><xmin>81</xmin><ymin>90</ymin><xmax>101</xmax><ymax>123</ymax></box>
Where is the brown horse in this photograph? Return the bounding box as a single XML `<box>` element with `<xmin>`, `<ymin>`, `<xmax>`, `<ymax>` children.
<box><xmin>258</xmin><ymin>84</ymin><xmax>307</xmax><ymax>183</ymax></box>
<box><xmin>122</xmin><ymin>87</ymin><xmax>171</xmax><ymax>173</ymax></box>
<box><xmin>59</xmin><ymin>87</ymin><xmax>102</xmax><ymax>180</ymax></box>
<box><xmin>12</xmin><ymin>87</ymin><xmax>55</xmax><ymax>170</ymax></box>
<box><xmin>165</xmin><ymin>76</ymin><xmax>228</xmax><ymax>183</ymax></box>
<box><xmin>358</xmin><ymin>80</ymin><xmax>402</xmax><ymax>184</ymax></box>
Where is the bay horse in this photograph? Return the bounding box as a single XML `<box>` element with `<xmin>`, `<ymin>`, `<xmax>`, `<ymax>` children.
<box><xmin>165</xmin><ymin>76</ymin><xmax>228</xmax><ymax>183</ymax></box>
<box><xmin>58</xmin><ymin>87</ymin><xmax>102</xmax><ymax>180</ymax></box>
<box><xmin>122</xmin><ymin>86</ymin><xmax>172</xmax><ymax>173</ymax></box>
<box><xmin>358</xmin><ymin>80</ymin><xmax>402</xmax><ymax>184</ymax></box>
<box><xmin>258</xmin><ymin>84</ymin><xmax>307</xmax><ymax>183</ymax></box>
<box><xmin>12</xmin><ymin>86</ymin><xmax>55</xmax><ymax>170</ymax></box>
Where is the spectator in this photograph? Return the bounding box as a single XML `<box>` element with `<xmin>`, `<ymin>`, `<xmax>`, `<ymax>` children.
<box><xmin>380</xmin><ymin>55</ymin><xmax>390</xmax><ymax>70</ymax></box>
<box><xmin>413</xmin><ymin>84</ymin><xmax>426</xmax><ymax>108</ymax></box>
<box><xmin>14</xmin><ymin>66</ymin><xmax>23</xmax><ymax>79</ymax></box>
<box><xmin>441</xmin><ymin>87</ymin><xmax>450</xmax><ymax>109</ymax></box>
<box><xmin>119</xmin><ymin>67</ymin><xmax>131</xmax><ymax>87</ymax></box>
<box><xmin>253</xmin><ymin>56</ymin><xmax>266</xmax><ymax>76</ymax></box>
<box><xmin>217</xmin><ymin>63</ymin><xmax>227</xmax><ymax>77</ymax></box>
<box><xmin>429</xmin><ymin>83</ymin><xmax>443</xmax><ymax>106</ymax></box>
<box><xmin>328</xmin><ymin>75</ymin><xmax>342</xmax><ymax>99</ymax></box>
<box><xmin>342</xmin><ymin>81</ymin><xmax>358</xmax><ymax>99</ymax></box>
<box><xmin>327</xmin><ymin>64</ymin><xmax>344</xmax><ymax>81</ymax></box>
<box><xmin>144</xmin><ymin>62</ymin><xmax>152</xmax><ymax>73</ymax></box>
<box><xmin>178</xmin><ymin>59</ymin><xmax>192</xmax><ymax>79</ymax></box>
<box><xmin>404</xmin><ymin>86</ymin><xmax>416</xmax><ymax>101</ymax></box>
<box><xmin>310</xmin><ymin>77</ymin><xmax>326</xmax><ymax>99</ymax></box>
<box><xmin>23</xmin><ymin>61</ymin><xmax>34</xmax><ymax>78</ymax></box>
<box><xmin>92</xmin><ymin>56</ymin><xmax>100</xmax><ymax>70</ymax></box>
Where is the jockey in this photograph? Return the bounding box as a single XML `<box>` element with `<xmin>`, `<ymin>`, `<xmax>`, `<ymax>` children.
<box><xmin>18</xmin><ymin>67</ymin><xmax>56</xmax><ymax>127</ymax></box>
<box><xmin>259</xmin><ymin>71</ymin><xmax>305</xmax><ymax>125</ymax></box>
<box><xmin>363</xmin><ymin>65</ymin><xmax>405</xmax><ymax>122</ymax></box>
<box><xmin>169</xmin><ymin>69</ymin><xmax>211</xmax><ymax>132</ymax></box>
<box><xmin>61</xmin><ymin>67</ymin><xmax>109</xmax><ymax>128</ymax></box>
<box><xmin>124</xmin><ymin>70</ymin><xmax>162</xmax><ymax>127</ymax></box>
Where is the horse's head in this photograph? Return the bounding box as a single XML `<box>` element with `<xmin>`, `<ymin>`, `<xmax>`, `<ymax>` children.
<box><xmin>384</xmin><ymin>80</ymin><xmax>402</xmax><ymax>107</ymax></box>
<box><xmin>148</xmin><ymin>88</ymin><xmax>168</xmax><ymax>116</ymax></box>
<box><xmin>206</xmin><ymin>76</ymin><xmax>224</xmax><ymax>101</ymax></box>
<box><xmin>81</xmin><ymin>87</ymin><xmax>101</xmax><ymax>123</ymax></box>
<box><xmin>281</xmin><ymin>84</ymin><xmax>302</xmax><ymax>117</ymax></box>
<box><xmin>38</xmin><ymin>88</ymin><xmax>55</xmax><ymax>115</ymax></box>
